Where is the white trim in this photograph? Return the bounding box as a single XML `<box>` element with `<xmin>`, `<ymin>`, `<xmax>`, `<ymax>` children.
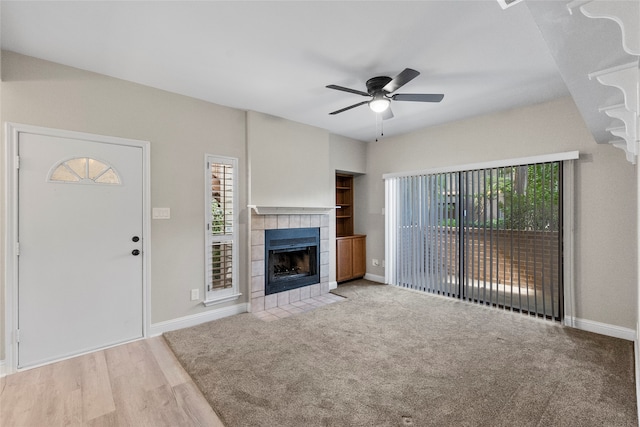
<box><xmin>563</xmin><ymin>160</ymin><xmax>576</xmax><ymax>326</ymax></box>
<box><xmin>566</xmin><ymin>0</ymin><xmax>591</xmax><ymax>15</ymax></box>
<box><xmin>0</xmin><ymin>360</ymin><xmax>6</xmax><ymax>378</ymax></box>
<box><xmin>203</xmin><ymin>293</ymin><xmax>242</xmax><ymax>307</ymax></box>
<box><xmin>364</xmin><ymin>273</ymin><xmax>385</xmax><ymax>283</ymax></box>
<box><xmin>382</xmin><ymin>151</ymin><xmax>580</xmax><ymax>179</ymax></box>
<box><xmin>2</xmin><ymin>338</ymin><xmax>146</xmax><ymax>375</ymax></box>
<box><xmin>564</xmin><ymin>316</ymin><xmax>636</xmax><ymax>341</ymax></box>
<box><xmin>637</xmin><ymin>151</ymin><xmax>640</xmax><ymax>424</ymax></box>
<box><xmin>497</xmin><ymin>0</ymin><xmax>525</xmax><ymax>10</ymax></box>
<box><xmin>587</xmin><ymin>60</ymin><xmax>638</xmax><ymax>80</ymax></box>
<box><xmin>3</xmin><ymin>123</ymin><xmax>151</xmax><ymax>375</ymax></box>
<box><xmin>4</xmin><ymin>124</ymin><xmax>19</xmax><ymax>375</ymax></box>
<box><xmin>329</xmin><ymin>281</ymin><xmax>338</xmax><ymax>290</ymax></box>
<box><xmin>635</xmin><ymin>338</ymin><xmax>640</xmax><ymax>424</ymax></box>
<box><xmin>248</xmin><ymin>205</ymin><xmax>335</xmax><ymax>215</ymax></box>
<box><xmin>637</xmin><ymin>149</ymin><xmax>640</xmax><ymax>425</ymax></box>
<box><xmin>384</xmin><ymin>177</ymin><xmax>396</xmax><ymax>285</ymax></box>
<box><xmin>149</xmin><ymin>303</ymin><xmax>248</xmax><ymax>336</ymax></box>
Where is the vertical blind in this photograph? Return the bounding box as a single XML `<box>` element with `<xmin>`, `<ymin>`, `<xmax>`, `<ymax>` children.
<box><xmin>385</xmin><ymin>157</ymin><xmax>568</xmax><ymax>320</ymax></box>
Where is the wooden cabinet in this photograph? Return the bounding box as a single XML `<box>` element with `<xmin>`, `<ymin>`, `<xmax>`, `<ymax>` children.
<box><xmin>336</xmin><ymin>235</ymin><xmax>366</xmax><ymax>282</ymax></box>
<box><xmin>351</xmin><ymin>235</ymin><xmax>366</xmax><ymax>278</ymax></box>
<box><xmin>336</xmin><ymin>173</ymin><xmax>366</xmax><ymax>283</ymax></box>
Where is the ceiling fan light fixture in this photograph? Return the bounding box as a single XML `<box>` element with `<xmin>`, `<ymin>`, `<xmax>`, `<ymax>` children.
<box><xmin>369</xmin><ymin>95</ymin><xmax>390</xmax><ymax>113</ymax></box>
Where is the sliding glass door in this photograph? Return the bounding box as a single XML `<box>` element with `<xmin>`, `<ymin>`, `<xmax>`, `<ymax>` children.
<box><xmin>386</xmin><ymin>161</ymin><xmax>563</xmax><ymax>321</ymax></box>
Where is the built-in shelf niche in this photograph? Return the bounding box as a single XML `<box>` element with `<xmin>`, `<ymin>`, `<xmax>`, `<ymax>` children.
<box><xmin>335</xmin><ymin>173</ymin><xmax>354</xmax><ymax>237</ymax></box>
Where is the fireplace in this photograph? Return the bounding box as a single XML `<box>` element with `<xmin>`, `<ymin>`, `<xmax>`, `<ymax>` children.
<box><xmin>265</xmin><ymin>227</ymin><xmax>320</xmax><ymax>295</ymax></box>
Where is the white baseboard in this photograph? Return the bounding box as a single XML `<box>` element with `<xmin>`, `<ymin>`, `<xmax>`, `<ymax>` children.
<box><xmin>564</xmin><ymin>316</ymin><xmax>636</xmax><ymax>341</ymax></box>
<box><xmin>0</xmin><ymin>359</ymin><xmax>6</xmax><ymax>378</ymax></box>
<box><xmin>329</xmin><ymin>281</ymin><xmax>338</xmax><ymax>290</ymax></box>
<box><xmin>635</xmin><ymin>338</ymin><xmax>640</xmax><ymax>424</ymax></box>
<box><xmin>149</xmin><ymin>303</ymin><xmax>248</xmax><ymax>336</ymax></box>
<box><xmin>364</xmin><ymin>273</ymin><xmax>385</xmax><ymax>283</ymax></box>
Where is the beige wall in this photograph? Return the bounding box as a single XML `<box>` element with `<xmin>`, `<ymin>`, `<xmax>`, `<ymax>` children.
<box><xmin>360</xmin><ymin>96</ymin><xmax>637</xmax><ymax>329</ymax></box>
<box><xmin>0</xmin><ymin>51</ymin><xmax>248</xmax><ymax>359</ymax></box>
<box><xmin>247</xmin><ymin>111</ymin><xmax>332</xmax><ymax>209</ymax></box>
<box><xmin>330</xmin><ymin>134</ymin><xmax>367</xmax><ymax>175</ymax></box>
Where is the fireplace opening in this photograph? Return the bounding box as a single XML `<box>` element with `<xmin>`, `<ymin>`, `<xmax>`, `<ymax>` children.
<box><xmin>265</xmin><ymin>227</ymin><xmax>320</xmax><ymax>295</ymax></box>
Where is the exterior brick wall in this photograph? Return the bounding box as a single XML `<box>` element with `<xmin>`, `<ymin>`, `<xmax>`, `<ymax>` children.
<box><xmin>436</xmin><ymin>227</ymin><xmax>560</xmax><ymax>293</ymax></box>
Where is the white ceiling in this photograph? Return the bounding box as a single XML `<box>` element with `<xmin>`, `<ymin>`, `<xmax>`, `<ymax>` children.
<box><xmin>1</xmin><ymin>1</ymin><xmax>571</xmax><ymax>142</ymax></box>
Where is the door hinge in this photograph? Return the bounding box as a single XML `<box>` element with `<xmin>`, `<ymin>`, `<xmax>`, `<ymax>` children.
<box><xmin>15</xmin><ymin>156</ymin><xmax>20</xmax><ymax>169</ymax></box>
<box><xmin>16</xmin><ymin>242</ymin><xmax>20</xmax><ymax>256</ymax></box>
<box><xmin>16</xmin><ymin>329</ymin><xmax>20</xmax><ymax>343</ymax></box>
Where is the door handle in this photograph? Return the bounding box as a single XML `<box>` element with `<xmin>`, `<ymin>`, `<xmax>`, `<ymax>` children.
<box><xmin>132</xmin><ymin>249</ymin><xmax>140</xmax><ymax>256</ymax></box>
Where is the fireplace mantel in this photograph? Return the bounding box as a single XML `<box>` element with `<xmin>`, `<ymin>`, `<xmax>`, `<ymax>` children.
<box><xmin>248</xmin><ymin>205</ymin><xmax>334</xmax><ymax>215</ymax></box>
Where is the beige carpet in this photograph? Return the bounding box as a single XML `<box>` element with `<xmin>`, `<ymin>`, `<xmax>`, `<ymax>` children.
<box><xmin>164</xmin><ymin>280</ymin><xmax>637</xmax><ymax>426</ymax></box>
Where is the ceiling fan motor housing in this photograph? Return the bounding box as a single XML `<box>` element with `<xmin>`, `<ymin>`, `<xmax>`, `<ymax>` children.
<box><xmin>366</xmin><ymin>76</ymin><xmax>392</xmax><ymax>95</ymax></box>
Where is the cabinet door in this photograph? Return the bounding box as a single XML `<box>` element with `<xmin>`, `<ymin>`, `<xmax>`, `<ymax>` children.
<box><xmin>352</xmin><ymin>236</ymin><xmax>366</xmax><ymax>278</ymax></box>
<box><xmin>336</xmin><ymin>238</ymin><xmax>353</xmax><ymax>282</ymax></box>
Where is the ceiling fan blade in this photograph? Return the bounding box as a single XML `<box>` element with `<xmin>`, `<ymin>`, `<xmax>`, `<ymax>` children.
<box><xmin>382</xmin><ymin>107</ymin><xmax>394</xmax><ymax>120</ymax></box>
<box><xmin>382</xmin><ymin>68</ymin><xmax>420</xmax><ymax>93</ymax></box>
<box><xmin>392</xmin><ymin>93</ymin><xmax>444</xmax><ymax>102</ymax></box>
<box><xmin>329</xmin><ymin>100</ymin><xmax>369</xmax><ymax>115</ymax></box>
<box><xmin>326</xmin><ymin>84</ymin><xmax>370</xmax><ymax>97</ymax></box>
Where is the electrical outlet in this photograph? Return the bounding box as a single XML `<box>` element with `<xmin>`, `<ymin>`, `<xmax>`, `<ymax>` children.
<box><xmin>191</xmin><ymin>289</ymin><xmax>199</xmax><ymax>301</ymax></box>
<box><xmin>372</xmin><ymin>259</ymin><xmax>380</xmax><ymax>267</ymax></box>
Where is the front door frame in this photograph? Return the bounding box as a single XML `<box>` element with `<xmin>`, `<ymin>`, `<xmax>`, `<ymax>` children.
<box><xmin>3</xmin><ymin>122</ymin><xmax>151</xmax><ymax>374</ymax></box>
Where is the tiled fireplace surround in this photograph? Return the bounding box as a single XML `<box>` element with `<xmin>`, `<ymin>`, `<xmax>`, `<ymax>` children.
<box><xmin>250</xmin><ymin>212</ymin><xmax>330</xmax><ymax>312</ymax></box>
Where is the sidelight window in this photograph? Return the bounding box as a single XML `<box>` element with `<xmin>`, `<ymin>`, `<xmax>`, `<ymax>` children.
<box><xmin>204</xmin><ymin>155</ymin><xmax>240</xmax><ymax>305</ymax></box>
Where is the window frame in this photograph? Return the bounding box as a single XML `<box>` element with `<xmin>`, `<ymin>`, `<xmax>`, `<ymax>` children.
<box><xmin>203</xmin><ymin>154</ymin><xmax>241</xmax><ymax>306</ymax></box>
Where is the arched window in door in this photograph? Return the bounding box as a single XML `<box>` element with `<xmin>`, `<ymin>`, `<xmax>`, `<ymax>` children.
<box><xmin>48</xmin><ymin>157</ymin><xmax>121</xmax><ymax>185</ymax></box>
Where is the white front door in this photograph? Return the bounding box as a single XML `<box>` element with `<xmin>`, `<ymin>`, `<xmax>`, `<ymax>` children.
<box><xmin>17</xmin><ymin>131</ymin><xmax>144</xmax><ymax>368</ymax></box>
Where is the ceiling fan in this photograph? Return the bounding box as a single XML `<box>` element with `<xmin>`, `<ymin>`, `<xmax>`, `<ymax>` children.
<box><xmin>326</xmin><ymin>68</ymin><xmax>444</xmax><ymax>120</ymax></box>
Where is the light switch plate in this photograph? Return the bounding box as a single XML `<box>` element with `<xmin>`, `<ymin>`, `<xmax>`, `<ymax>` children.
<box><xmin>152</xmin><ymin>207</ymin><xmax>171</xmax><ymax>219</ymax></box>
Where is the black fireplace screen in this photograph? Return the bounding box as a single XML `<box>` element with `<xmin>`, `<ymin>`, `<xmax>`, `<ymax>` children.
<box><xmin>265</xmin><ymin>227</ymin><xmax>320</xmax><ymax>295</ymax></box>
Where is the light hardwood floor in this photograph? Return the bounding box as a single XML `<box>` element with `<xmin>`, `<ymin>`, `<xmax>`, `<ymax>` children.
<box><xmin>0</xmin><ymin>337</ymin><xmax>224</xmax><ymax>426</ymax></box>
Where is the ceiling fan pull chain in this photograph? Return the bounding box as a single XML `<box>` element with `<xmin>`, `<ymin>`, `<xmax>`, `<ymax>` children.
<box><xmin>375</xmin><ymin>113</ymin><xmax>386</xmax><ymax>142</ymax></box>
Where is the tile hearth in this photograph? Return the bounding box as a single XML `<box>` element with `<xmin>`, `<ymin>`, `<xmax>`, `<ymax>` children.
<box><xmin>252</xmin><ymin>293</ymin><xmax>345</xmax><ymax>322</ymax></box>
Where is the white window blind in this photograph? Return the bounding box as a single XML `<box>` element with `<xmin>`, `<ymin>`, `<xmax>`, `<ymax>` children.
<box><xmin>205</xmin><ymin>155</ymin><xmax>240</xmax><ymax>305</ymax></box>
